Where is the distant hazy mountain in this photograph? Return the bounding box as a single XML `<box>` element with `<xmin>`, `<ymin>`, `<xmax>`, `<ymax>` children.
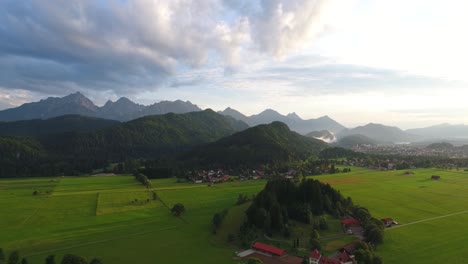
<box><xmin>98</xmin><ymin>97</ymin><xmax>145</xmax><ymax>121</ymax></box>
<box><xmin>336</xmin><ymin>134</ymin><xmax>377</xmax><ymax>148</ymax></box>
<box><xmin>0</xmin><ymin>115</ymin><xmax>120</xmax><ymax>137</ymax></box>
<box><xmin>406</xmin><ymin>124</ymin><xmax>468</xmax><ymax>139</ymax></box>
<box><xmin>0</xmin><ymin>92</ymin><xmax>99</xmax><ymax>121</ymax></box>
<box><xmin>182</xmin><ymin>121</ymin><xmax>328</xmax><ymax>167</ymax></box>
<box><xmin>0</xmin><ymin>92</ymin><xmax>202</xmax><ymax>122</ymax></box>
<box><xmin>218</xmin><ymin>107</ymin><xmax>249</xmax><ymax>123</ymax></box>
<box><xmin>135</xmin><ymin>100</ymin><xmax>202</xmax><ymax>120</ymax></box>
<box><xmin>219</xmin><ymin>108</ymin><xmax>346</xmax><ymax>134</ymax></box>
<box><xmin>306</xmin><ymin>130</ymin><xmax>337</xmax><ymax>143</ymax></box>
<box><xmin>338</xmin><ymin>123</ymin><xmax>418</xmax><ymax>143</ymax></box>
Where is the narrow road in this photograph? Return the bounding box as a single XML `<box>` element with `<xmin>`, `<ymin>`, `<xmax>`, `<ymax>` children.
<box><xmin>388</xmin><ymin>209</ymin><xmax>468</xmax><ymax>230</ymax></box>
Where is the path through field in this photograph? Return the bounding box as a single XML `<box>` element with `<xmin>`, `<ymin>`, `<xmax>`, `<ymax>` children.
<box><xmin>388</xmin><ymin>209</ymin><xmax>468</xmax><ymax>230</ymax></box>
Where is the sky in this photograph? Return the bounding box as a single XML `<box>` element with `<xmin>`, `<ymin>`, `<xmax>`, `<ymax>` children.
<box><xmin>0</xmin><ymin>0</ymin><xmax>467</xmax><ymax>129</ymax></box>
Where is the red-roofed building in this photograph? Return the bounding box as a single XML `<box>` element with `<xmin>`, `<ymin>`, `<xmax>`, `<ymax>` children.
<box><xmin>310</xmin><ymin>249</ymin><xmax>321</xmax><ymax>264</ymax></box>
<box><xmin>336</xmin><ymin>251</ymin><xmax>353</xmax><ymax>263</ymax></box>
<box><xmin>340</xmin><ymin>242</ymin><xmax>357</xmax><ymax>255</ymax></box>
<box><xmin>252</xmin><ymin>242</ymin><xmax>286</xmax><ymax>256</ymax></box>
<box><xmin>319</xmin><ymin>257</ymin><xmax>340</xmax><ymax>264</ymax></box>
<box><xmin>309</xmin><ymin>250</ymin><xmax>354</xmax><ymax>264</ymax></box>
<box><xmin>341</xmin><ymin>218</ymin><xmax>360</xmax><ymax>227</ymax></box>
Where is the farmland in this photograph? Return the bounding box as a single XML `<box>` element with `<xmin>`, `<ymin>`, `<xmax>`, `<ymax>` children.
<box><xmin>2</xmin><ymin>168</ymin><xmax>468</xmax><ymax>263</ymax></box>
<box><xmin>0</xmin><ymin>176</ymin><xmax>265</xmax><ymax>263</ymax></box>
<box><xmin>313</xmin><ymin>167</ymin><xmax>468</xmax><ymax>263</ymax></box>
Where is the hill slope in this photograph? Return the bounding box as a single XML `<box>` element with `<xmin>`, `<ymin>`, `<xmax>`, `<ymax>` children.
<box><xmin>44</xmin><ymin>109</ymin><xmax>249</xmax><ymax>160</ymax></box>
<box><xmin>336</xmin><ymin>134</ymin><xmax>377</xmax><ymax>148</ymax></box>
<box><xmin>338</xmin><ymin>123</ymin><xmax>417</xmax><ymax>143</ymax></box>
<box><xmin>0</xmin><ymin>115</ymin><xmax>120</xmax><ymax>137</ymax></box>
<box><xmin>406</xmin><ymin>124</ymin><xmax>468</xmax><ymax>139</ymax></box>
<box><xmin>183</xmin><ymin>121</ymin><xmax>328</xmax><ymax>167</ymax></box>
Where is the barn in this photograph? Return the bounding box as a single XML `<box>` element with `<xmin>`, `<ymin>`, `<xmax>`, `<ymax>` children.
<box><xmin>251</xmin><ymin>242</ymin><xmax>286</xmax><ymax>256</ymax></box>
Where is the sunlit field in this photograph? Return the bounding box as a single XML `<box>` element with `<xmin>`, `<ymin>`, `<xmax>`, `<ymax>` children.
<box><xmin>314</xmin><ymin>167</ymin><xmax>468</xmax><ymax>263</ymax></box>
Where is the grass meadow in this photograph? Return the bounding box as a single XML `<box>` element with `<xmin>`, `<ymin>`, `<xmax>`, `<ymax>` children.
<box><xmin>0</xmin><ymin>176</ymin><xmax>265</xmax><ymax>263</ymax></box>
<box><xmin>313</xmin><ymin>167</ymin><xmax>468</xmax><ymax>263</ymax></box>
<box><xmin>2</xmin><ymin>167</ymin><xmax>468</xmax><ymax>263</ymax></box>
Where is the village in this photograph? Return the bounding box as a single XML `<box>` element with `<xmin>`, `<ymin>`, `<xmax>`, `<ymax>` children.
<box><xmin>236</xmin><ymin>216</ymin><xmax>398</xmax><ymax>264</ymax></box>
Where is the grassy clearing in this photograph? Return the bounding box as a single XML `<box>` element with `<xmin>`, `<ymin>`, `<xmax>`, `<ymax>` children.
<box><xmin>313</xmin><ymin>167</ymin><xmax>468</xmax><ymax>263</ymax></box>
<box><xmin>0</xmin><ymin>176</ymin><xmax>266</xmax><ymax>264</ymax></box>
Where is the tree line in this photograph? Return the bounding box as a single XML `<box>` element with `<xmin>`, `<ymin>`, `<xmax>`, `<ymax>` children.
<box><xmin>0</xmin><ymin>248</ymin><xmax>102</xmax><ymax>264</ymax></box>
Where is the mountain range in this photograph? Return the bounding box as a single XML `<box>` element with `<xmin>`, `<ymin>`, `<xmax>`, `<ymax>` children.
<box><xmin>1</xmin><ymin>92</ymin><xmax>467</xmax><ymax>146</ymax></box>
<box><xmin>0</xmin><ymin>92</ymin><xmax>202</xmax><ymax>122</ymax></box>
<box><xmin>219</xmin><ymin>108</ymin><xmax>346</xmax><ymax>134</ymax></box>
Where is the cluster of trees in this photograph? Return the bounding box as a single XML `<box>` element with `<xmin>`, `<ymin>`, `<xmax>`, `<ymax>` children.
<box><xmin>133</xmin><ymin>172</ymin><xmax>151</xmax><ymax>188</ymax></box>
<box><xmin>352</xmin><ymin>241</ymin><xmax>383</xmax><ymax>264</ymax></box>
<box><xmin>170</xmin><ymin>203</ymin><xmax>185</xmax><ymax>216</ymax></box>
<box><xmin>236</xmin><ymin>194</ymin><xmax>251</xmax><ymax>205</ymax></box>
<box><xmin>0</xmin><ymin>249</ymin><xmax>102</xmax><ymax>264</ymax></box>
<box><xmin>211</xmin><ymin>209</ymin><xmax>228</xmax><ymax>233</ymax></box>
<box><xmin>244</xmin><ymin>179</ymin><xmax>353</xmax><ymax>235</ymax></box>
<box><xmin>350</xmin><ymin>206</ymin><xmax>385</xmax><ymax>246</ymax></box>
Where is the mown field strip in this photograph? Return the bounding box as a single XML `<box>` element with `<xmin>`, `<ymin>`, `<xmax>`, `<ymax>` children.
<box><xmin>24</xmin><ymin>226</ymin><xmax>177</xmax><ymax>257</ymax></box>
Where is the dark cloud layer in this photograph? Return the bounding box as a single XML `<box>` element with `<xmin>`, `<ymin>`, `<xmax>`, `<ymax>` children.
<box><xmin>0</xmin><ymin>0</ymin><xmax>332</xmax><ymax>99</ymax></box>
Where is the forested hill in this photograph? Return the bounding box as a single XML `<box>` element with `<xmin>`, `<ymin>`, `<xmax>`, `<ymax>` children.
<box><xmin>181</xmin><ymin>121</ymin><xmax>328</xmax><ymax>167</ymax></box>
<box><xmin>0</xmin><ymin>115</ymin><xmax>120</xmax><ymax>137</ymax></box>
<box><xmin>0</xmin><ymin>110</ymin><xmax>248</xmax><ymax>177</ymax></box>
<box><xmin>44</xmin><ymin>109</ymin><xmax>249</xmax><ymax>160</ymax></box>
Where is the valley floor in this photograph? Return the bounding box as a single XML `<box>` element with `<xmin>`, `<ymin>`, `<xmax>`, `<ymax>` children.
<box><xmin>2</xmin><ymin>167</ymin><xmax>468</xmax><ymax>263</ymax></box>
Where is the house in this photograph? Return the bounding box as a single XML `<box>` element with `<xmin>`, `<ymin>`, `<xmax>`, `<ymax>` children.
<box><xmin>336</xmin><ymin>251</ymin><xmax>353</xmax><ymax>264</ymax></box>
<box><xmin>310</xmin><ymin>249</ymin><xmax>321</xmax><ymax>264</ymax></box>
<box><xmin>431</xmin><ymin>175</ymin><xmax>441</xmax><ymax>180</ymax></box>
<box><xmin>341</xmin><ymin>218</ymin><xmax>360</xmax><ymax>227</ymax></box>
<box><xmin>340</xmin><ymin>242</ymin><xmax>357</xmax><ymax>255</ymax></box>
<box><xmin>309</xmin><ymin>249</ymin><xmax>354</xmax><ymax>264</ymax></box>
<box><xmin>251</xmin><ymin>242</ymin><xmax>286</xmax><ymax>256</ymax></box>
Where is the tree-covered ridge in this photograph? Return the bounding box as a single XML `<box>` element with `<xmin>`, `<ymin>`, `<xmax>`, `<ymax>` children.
<box><xmin>0</xmin><ymin>115</ymin><xmax>120</xmax><ymax>137</ymax></box>
<box><xmin>0</xmin><ymin>110</ymin><xmax>248</xmax><ymax>177</ymax></box>
<box><xmin>183</xmin><ymin>121</ymin><xmax>328</xmax><ymax>167</ymax></box>
<box><xmin>44</xmin><ymin>109</ymin><xmax>248</xmax><ymax>160</ymax></box>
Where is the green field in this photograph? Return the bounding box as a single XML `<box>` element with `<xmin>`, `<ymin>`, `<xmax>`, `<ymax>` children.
<box><xmin>313</xmin><ymin>167</ymin><xmax>468</xmax><ymax>263</ymax></box>
<box><xmin>0</xmin><ymin>176</ymin><xmax>266</xmax><ymax>263</ymax></box>
<box><xmin>2</xmin><ymin>168</ymin><xmax>468</xmax><ymax>263</ymax></box>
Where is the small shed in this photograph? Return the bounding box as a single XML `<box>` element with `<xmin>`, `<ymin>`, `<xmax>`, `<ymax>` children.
<box><xmin>431</xmin><ymin>175</ymin><xmax>441</xmax><ymax>180</ymax></box>
<box><xmin>381</xmin><ymin>218</ymin><xmax>394</xmax><ymax>226</ymax></box>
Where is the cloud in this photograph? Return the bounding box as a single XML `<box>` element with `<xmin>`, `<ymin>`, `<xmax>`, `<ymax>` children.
<box><xmin>0</xmin><ymin>0</ymin><xmax>333</xmax><ymax>98</ymax></box>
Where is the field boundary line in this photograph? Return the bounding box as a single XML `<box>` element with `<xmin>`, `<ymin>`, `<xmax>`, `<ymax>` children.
<box><xmin>388</xmin><ymin>209</ymin><xmax>468</xmax><ymax>230</ymax></box>
<box><xmin>24</xmin><ymin>226</ymin><xmax>177</xmax><ymax>257</ymax></box>
<box><xmin>94</xmin><ymin>192</ymin><xmax>100</xmax><ymax>216</ymax></box>
<box><xmin>20</xmin><ymin>178</ymin><xmax>61</xmax><ymax>226</ymax></box>
<box><xmin>156</xmin><ymin>194</ymin><xmax>189</xmax><ymax>224</ymax></box>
